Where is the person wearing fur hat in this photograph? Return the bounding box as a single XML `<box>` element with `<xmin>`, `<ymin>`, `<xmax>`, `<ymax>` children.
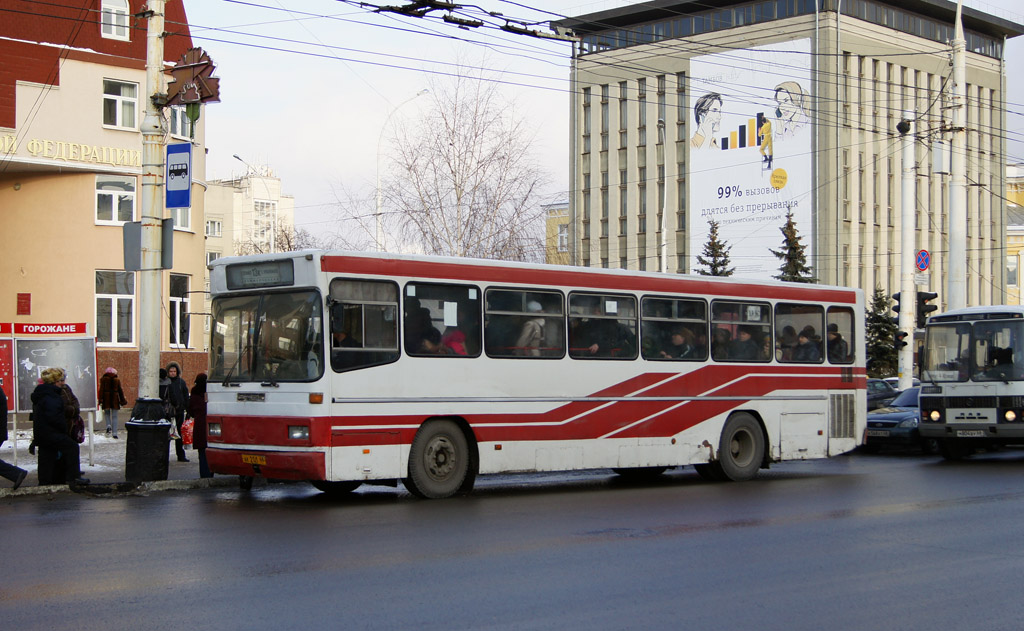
<box><xmin>98</xmin><ymin>367</ymin><xmax>128</xmax><ymax>438</ymax></box>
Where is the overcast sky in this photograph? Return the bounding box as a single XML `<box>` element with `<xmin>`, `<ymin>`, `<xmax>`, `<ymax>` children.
<box><xmin>180</xmin><ymin>0</ymin><xmax>1024</xmax><ymax>236</ymax></box>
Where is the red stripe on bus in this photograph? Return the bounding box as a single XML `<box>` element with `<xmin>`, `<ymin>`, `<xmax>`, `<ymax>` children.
<box><xmin>321</xmin><ymin>255</ymin><xmax>859</xmax><ymax>303</ymax></box>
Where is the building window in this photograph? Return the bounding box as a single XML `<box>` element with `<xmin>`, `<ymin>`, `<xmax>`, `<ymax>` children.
<box><xmin>207</xmin><ymin>251</ymin><xmax>221</xmax><ymax>266</ymax></box>
<box><xmin>557</xmin><ymin>224</ymin><xmax>568</xmax><ymax>252</ymax></box>
<box><xmin>170</xmin><ymin>205</ymin><xmax>190</xmax><ymax>231</ymax></box>
<box><xmin>169</xmin><ymin>105</ymin><xmax>194</xmax><ymax>139</ymax></box>
<box><xmin>169</xmin><ymin>274</ymin><xmax>190</xmax><ymax>348</ymax></box>
<box><xmin>96</xmin><ymin>271</ymin><xmax>134</xmax><ymax>346</ymax></box>
<box><xmin>254</xmin><ymin>200</ymin><xmax>277</xmax><ymax>250</ymax></box>
<box><xmin>205</xmin><ymin>219</ymin><xmax>222</xmax><ymax>237</ymax></box>
<box><xmin>102</xmin><ymin>79</ymin><xmax>138</xmax><ymax>129</ymax></box>
<box><xmin>95</xmin><ymin>175</ymin><xmax>135</xmax><ymax>224</ymax></box>
<box><xmin>101</xmin><ymin>0</ymin><xmax>130</xmax><ymax>41</ymax></box>
<box><xmin>1008</xmin><ymin>255</ymin><xmax>1019</xmax><ymax>287</ymax></box>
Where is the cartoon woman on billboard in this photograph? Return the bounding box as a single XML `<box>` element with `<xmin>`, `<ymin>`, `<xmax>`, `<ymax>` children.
<box><xmin>774</xmin><ymin>81</ymin><xmax>808</xmax><ymax>139</ymax></box>
<box><xmin>690</xmin><ymin>92</ymin><xmax>722</xmax><ymax>150</ymax></box>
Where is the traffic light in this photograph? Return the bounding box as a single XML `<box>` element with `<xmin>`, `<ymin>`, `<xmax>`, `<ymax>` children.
<box><xmin>895</xmin><ymin>331</ymin><xmax>908</xmax><ymax>351</ymax></box>
<box><xmin>891</xmin><ymin>292</ymin><xmax>902</xmax><ymax>325</ymax></box>
<box><xmin>917</xmin><ymin>291</ymin><xmax>938</xmax><ymax>329</ymax></box>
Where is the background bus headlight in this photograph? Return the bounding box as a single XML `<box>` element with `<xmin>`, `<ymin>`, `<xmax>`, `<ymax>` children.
<box><xmin>288</xmin><ymin>425</ymin><xmax>309</xmax><ymax>440</ymax></box>
<box><xmin>928</xmin><ymin>410</ymin><xmax>942</xmax><ymax>422</ymax></box>
<box><xmin>1005</xmin><ymin>410</ymin><xmax>1018</xmax><ymax>422</ymax></box>
<box><xmin>209</xmin><ymin>423</ymin><xmax>222</xmax><ymax>437</ymax></box>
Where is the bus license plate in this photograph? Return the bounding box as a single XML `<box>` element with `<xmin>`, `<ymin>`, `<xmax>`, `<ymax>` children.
<box><xmin>956</xmin><ymin>430</ymin><xmax>986</xmax><ymax>438</ymax></box>
<box><xmin>866</xmin><ymin>430</ymin><xmax>890</xmax><ymax>437</ymax></box>
<box><xmin>241</xmin><ymin>454</ymin><xmax>266</xmax><ymax>465</ymax></box>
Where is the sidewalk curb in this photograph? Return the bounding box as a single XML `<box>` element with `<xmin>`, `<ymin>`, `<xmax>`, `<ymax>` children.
<box><xmin>0</xmin><ymin>476</ymin><xmax>238</xmax><ymax>498</ymax></box>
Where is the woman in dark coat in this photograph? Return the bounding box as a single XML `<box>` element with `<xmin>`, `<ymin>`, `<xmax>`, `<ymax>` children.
<box><xmin>31</xmin><ymin>368</ymin><xmax>88</xmax><ymax>486</ymax></box>
<box><xmin>166</xmin><ymin>362</ymin><xmax>190</xmax><ymax>462</ymax></box>
<box><xmin>98</xmin><ymin>367</ymin><xmax>127</xmax><ymax>438</ymax></box>
<box><xmin>188</xmin><ymin>373</ymin><xmax>211</xmax><ymax>478</ymax></box>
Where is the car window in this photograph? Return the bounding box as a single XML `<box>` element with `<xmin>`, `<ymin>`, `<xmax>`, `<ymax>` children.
<box><xmin>889</xmin><ymin>388</ymin><xmax>919</xmax><ymax>407</ymax></box>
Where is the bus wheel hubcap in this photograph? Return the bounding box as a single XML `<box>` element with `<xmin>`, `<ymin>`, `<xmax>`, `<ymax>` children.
<box><xmin>426</xmin><ymin>436</ymin><xmax>456</xmax><ymax>480</ymax></box>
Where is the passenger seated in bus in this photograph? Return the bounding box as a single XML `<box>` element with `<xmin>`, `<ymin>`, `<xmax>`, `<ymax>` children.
<box><xmin>728</xmin><ymin>325</ymin><xmax>761</xmax><ymax>360</ymax></box>
<box><xmin>404</xmin><ymin>297</ymin><xmax>433</xmax><ymax>354</ymax></box>
<box><xmin>441</xmin><ymin>327</ymin><xmax>468</xmax><ymax>356</ymax></box>
<box><xmin>791</xmin><ymin>327</ymin><xmax>821</xmax><ymax>362</ymax></box>
<box><xmin>332</xmin><ymin>330</ymin><xmax>360</xmax><ymax>348</ymax></box>
<box><xmin>711</xmin><ymin>328</ymin><xmax>732</xmax><ymax>360</ymax></box>
<box><xmin>570</xmin><ymin>303</ymin><xmax>634</xmax><ymax>358</ymax></box>
<box><xmin>515</xmin><ymin>301</ymin><xmax>545</xmax><ymax>357</ymax></box>
<box><xmin>776</xmin><ymin>325</ymin><xmax>797</xmax><ymax>361</ymax></box>
<box><xmin>660</xmin><ymin>326</ymin><xmax>696</xmax><ymax>359</ymax></box>
<box><xmin>826</xmin><ymin>323</ymin><xmax>849</xmax><ymax>363</ymax></box>
<box><xmin>420</xmin><ymin>327</ymin><xmax>454</xmax><ymax>355</ymax></box>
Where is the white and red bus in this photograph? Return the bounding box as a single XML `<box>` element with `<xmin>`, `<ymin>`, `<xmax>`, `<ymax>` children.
<box><xmin>205</xmin><ymin>250</ymin><xmax>866</xmax><ymax>498</ymax></box>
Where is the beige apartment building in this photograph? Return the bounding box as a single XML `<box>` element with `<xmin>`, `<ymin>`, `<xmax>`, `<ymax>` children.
<box><xmin>554</xmin><ymin>0</ymin><xmax>1023</xmax><ymax>310</ymax></box>
<box><xmin>1</xmin><ymin>1</ymin><xmax>208</xmax><ymax>405</ymax></box>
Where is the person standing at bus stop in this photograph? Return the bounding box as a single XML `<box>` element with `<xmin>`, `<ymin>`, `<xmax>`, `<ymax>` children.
<box><xmin>188</xmin><ymin>372</ymin><xmax>212</xmax><ymax>478</ymax></box>
<box><xmin>97</xmin><ymin>367</ymin><xmax>127</xmax><ymax>438</ymax></box>
<box><xmin>165</xmin><ymin>362</ymin><xmax>190</xmax><ymax>462</ymax></box>
<box><xmin>0</xmin><ymin>386</ymin><xmax>29</xmax><ymax>490</ymax></box>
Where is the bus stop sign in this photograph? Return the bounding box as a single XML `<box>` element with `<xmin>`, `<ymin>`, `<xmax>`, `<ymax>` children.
<box><xmin>166</xmin><ymin>143</ymin><xmax>192</xmax><ymax>209</ymax></box>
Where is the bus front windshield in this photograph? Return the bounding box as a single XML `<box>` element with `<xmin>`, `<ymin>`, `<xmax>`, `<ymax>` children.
<box><xmin>923</xmin><ymin>320</ymin><xmax>1024</xmax><ymax>383</ymax></box>
<box><xmin>210</xmin><ymin>290</ymin><xmax>324</xmax><ymax>383</ymax></box>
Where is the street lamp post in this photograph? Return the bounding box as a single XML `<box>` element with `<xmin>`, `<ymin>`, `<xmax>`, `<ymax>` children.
<box><xmin>376</xmin><ymin>89</ymin><xmax>428</xmax><ymax>252</ymax></box>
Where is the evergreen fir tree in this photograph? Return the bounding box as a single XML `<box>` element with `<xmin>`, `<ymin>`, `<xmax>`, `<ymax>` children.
<box><xmin>771</xmin><ymin>209</ymin><xmax>816</xmax><ymax>283</ymax></box>
<box><xmin>866</xmin><ymin>286</ymin><xmax>898</xmax><ymax>377</ymax></box>
<box><xmin>695</xmin><ymin>219</ymin><xmax>734</xmax><ymax>276</ymax></box>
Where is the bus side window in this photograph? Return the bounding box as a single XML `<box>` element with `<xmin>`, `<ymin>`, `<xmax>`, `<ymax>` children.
<box><xmin>484</xmin><ymin>289</ymin><xmax>565</xmax><ymax>359</ymax></box>
<box><xmin>775</xmin><ymin>302</ymin><xmax>823</xmax><ymax>364</ymax></box>
<box><xmin>826</xmin><ymin>307</ymin><xmax>855</xmax><ymax>364</ymax></box>
<box><xmin>405</xmin><ymin>282</ymin><xmax>482</xmax><ymax>358</ymax></box>
<box><xmin>328</xmin><ymin>278</ymin><xmax>400</xmax><ymax>372</ymax></box>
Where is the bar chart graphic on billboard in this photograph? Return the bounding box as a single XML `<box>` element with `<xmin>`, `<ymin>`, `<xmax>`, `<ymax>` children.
<box><xmin>687</xmin><ymin>39</ymin><xmax>812</xmax><ymax>278</ymax></box>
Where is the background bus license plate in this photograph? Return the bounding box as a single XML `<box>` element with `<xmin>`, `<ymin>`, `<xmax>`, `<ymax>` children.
<box><xmin>956</xmin><ymin>430</ymin><xmax>986</xmax><ymax>438</ymax></box>
<box><xmin>241</xmin><ymin>454</ymin><xmax>266</xmax><ymax>465</ymax></box>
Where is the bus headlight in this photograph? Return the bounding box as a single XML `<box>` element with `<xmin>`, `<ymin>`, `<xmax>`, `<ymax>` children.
<box><xmin>1005</xmin><ymin>410</ymin><xmax>1018</xmax><ymax>422</ymax></box>
<box><xmin>928</xmin><ymin>410</ymin><xmax>942</xmax><ymax>422</ymax></box>
<box><xmin>288</xmin><ymin>425</ymin><xmax>309</xmax><ymax>440</ymax></box>
<box><xmin>209</xmin><ymin>423</ymin><xmax>222</xmax><ymax>437</ymax></box>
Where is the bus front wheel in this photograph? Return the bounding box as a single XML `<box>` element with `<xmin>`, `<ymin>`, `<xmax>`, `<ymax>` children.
<box><xmin>405</xmin><ymin>420</ymin><xmax>470</xmax><ymax>499</ymax></box>
<box><xmin>717</xmin><ymin>413</ymin><xmax>765</xmax><ymax>481</ymax></box>
<box><xmin>938</xmin><ymin>439</ymin><xmax>972</xmax><ymax>461</ymax></box>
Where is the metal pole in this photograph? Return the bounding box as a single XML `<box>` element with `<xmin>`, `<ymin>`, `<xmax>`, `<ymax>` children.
<box><xmin>899</xmin><ymin>112</ymin><xmax>916</xmax><ymax>391</ymax></box>
<box><xmin>138</xmin><ymin>0</ymin><xmax>165</xmax><ymax>401</ymax></box>
<box><xmin>947</xmin><ymin>0</ymin><xmax>968</xmax><ymax>310</ymax></box>
<box><xmin>657</xmin><ymin>118</ymin><xmax>668</xmax><ymax>273</ymax></box>
<box><xmin>376</xmin><ymin>89</ymin><xmax>427</xmax><ymax>252</ymax></box>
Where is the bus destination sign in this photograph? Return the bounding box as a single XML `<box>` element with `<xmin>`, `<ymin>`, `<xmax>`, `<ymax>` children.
<box><xmin>226</xmin><ymin>260</ymin><xmax>295</xmax><ymax>290</ymax></box>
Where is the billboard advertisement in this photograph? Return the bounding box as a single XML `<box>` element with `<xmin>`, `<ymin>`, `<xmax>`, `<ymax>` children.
<box><xmin>687</xmin><ymin>39</ymin><xmax>813</xmax><ymax>278</ymax></box>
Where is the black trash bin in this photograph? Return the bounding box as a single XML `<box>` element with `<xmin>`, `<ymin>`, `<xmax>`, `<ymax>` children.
<box><xmin>125</xmin><ymin>398</ymin><xmax>171</xmax><ymax>483</ymax></box>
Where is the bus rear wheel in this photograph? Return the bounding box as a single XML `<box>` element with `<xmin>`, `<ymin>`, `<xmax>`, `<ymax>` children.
<box><xmin>311</xmin><ymin>480</ymin><xmax>362</xmax><ymax>496</ymax></box>
<box><xmin>405</xmin><ymin>420</ymin><xmax>470</xmax><ymax>499</ymax></box>
<box><xmin>717</xmin><ymin>413</ymin><xmax>764</xmax><ymax>481</ymax></box>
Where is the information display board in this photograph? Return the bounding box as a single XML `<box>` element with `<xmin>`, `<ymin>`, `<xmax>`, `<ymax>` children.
<box><xmin>14</xmin><ymin>338</ymin><xmax>96</xmax><ymax>413</ymax></box>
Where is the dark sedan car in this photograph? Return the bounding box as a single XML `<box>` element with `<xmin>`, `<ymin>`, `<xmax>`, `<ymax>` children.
<box><xmin>863</xmin><ymin>387</ymin><xmax>936</xmax><ymax>453</ymax></box>
<box><xmin>867</xmin><ymin>378</ymin><xmax>898</xmax><ymax>411</ymax></box>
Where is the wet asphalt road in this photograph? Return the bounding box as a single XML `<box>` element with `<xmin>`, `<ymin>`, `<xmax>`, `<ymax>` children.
<box><xmin>3</xmin><ymin>450</ymin><xmax>1024</xmax><ymax>630</ymax></box>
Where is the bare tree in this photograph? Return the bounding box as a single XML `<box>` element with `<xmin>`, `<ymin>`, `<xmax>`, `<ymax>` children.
<box><xmin>378</xmin><ymin>67</ymin><xmax>549</xmax><ymax>261</ymax></box>
<box><xmin>234</xmin><ymin>224</ymin><xmax>338</xmax><ymax>255</ymax></box>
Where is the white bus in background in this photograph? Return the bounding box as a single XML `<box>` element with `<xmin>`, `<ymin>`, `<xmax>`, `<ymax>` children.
<box><xmin>205</xmin><ymin>250</ymin><xmax>867</xmax><ymax>499</ymax></box>
<box><xmin>920</xmin><ymin>306</ymin><xmax>1024</xmax><ymax>459</ymax></box>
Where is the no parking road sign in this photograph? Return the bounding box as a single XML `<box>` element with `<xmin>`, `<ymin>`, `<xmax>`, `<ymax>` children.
<box><xmin>916</xmin><ymin>249</ymin><xmax>930</xmax><ymax>272</ymax></box>
<box><xmin>166</xmin><ymin>143</ymin><xmax>192</xmax><ymax>209</ymax></box>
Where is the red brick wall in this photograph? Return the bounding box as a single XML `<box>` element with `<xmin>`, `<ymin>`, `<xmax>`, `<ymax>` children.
<box><xmin>97</xmin><ymin>349</ymin><xmax>208</xmax><ymax>403</ymax></box>
<box><xmin>0</xmin><ymin>0</ymin><xmax>194</xmax><ymax>128</ymax></box>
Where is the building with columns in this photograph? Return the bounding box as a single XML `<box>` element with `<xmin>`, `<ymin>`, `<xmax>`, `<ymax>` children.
<box><xmin>553</xmin><ymin>0</ymin><xmax>1023</xmax><ymax>310</ymax></box>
